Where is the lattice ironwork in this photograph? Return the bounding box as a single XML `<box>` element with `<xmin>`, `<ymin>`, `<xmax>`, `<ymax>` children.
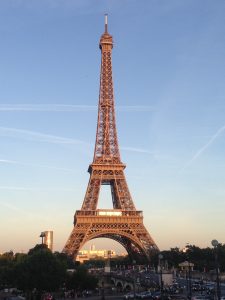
<box><xmin>63</xmin><ymin>16</ymin><xmax>158</xmax><ymax>262</ymax></box>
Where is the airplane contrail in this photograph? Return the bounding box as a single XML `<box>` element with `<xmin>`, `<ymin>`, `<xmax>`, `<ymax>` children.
<box><xmin>182</xmin><ymin>124</ymin><xmax>225</xmax><ymax>169</ymax></box>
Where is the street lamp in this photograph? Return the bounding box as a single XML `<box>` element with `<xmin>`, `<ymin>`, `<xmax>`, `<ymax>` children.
<box><xmin>211</xmin><ymin>239</ymin><xmax>221</xmax><ymax>300</ymax></box>
<box><xmin>132</xmin><ymin>260</ymin><xmax>137</xmax><ymax>300</ymax></box>
<box><xmin>133</xmin><ymin>260</ymin><xmax>136</xmax><ymax>299</ymax></box>
<box><xmin>184</xmin><ymin>244</ymin><xmax>192</xmax><ymax>300</ymax></box>
<box><xmin>108</xmin><ymin>250</ymin><xmax>111</xmax><ymax>273</ymax></box>
<box><xmin>158</xmin><ymin>254</ymin><xmax>163</xmax><ymax>299</ymax></box>
<box><xmin>101</xmin><ymin>280</ymin><xmax>105</xmax><ymax>300</ymax></box>
<box><xmin>188</xmin><ymin>260</ymin><xmax>192</xmax><ymax>300</ymax></box>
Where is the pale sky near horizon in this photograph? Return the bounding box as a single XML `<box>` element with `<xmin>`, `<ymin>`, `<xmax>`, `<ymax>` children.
<box><xmin>0</xmin><ymin>0</ymin><xmax>225</xmax><ymax>254</ymax></box>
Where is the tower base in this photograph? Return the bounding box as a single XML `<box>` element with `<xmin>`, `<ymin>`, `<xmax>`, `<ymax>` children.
<box><xmin>63</xmin><ymin>209</ymin><xmax>158</xmax><ymax>262</ymax></box>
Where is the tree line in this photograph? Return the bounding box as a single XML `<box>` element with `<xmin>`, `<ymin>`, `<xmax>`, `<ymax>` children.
<box><xmin>1</xmin><ymin>243</ymin><xmax>225</xmax><ymax>298</ymax></box>
<box><xmin>151</xmin><ymin>244</ymin><xmax>225</xmax><ymax>272</ymax></box>
<box><xmin>81</xmin><ymin>244</ymin><xmax>225</xmax><ymax>272</ymax></box>
<box><xmin>0</xmin><ymin>244</ymin><xmax>98</xmax><ymax>299</ymax></box>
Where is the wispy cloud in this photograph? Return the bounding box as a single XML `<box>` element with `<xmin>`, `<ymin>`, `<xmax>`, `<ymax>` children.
<box><xmin>0</xmin><ymin>159</ymin><xmax>17</xmax><ymax>164</ymax></box>
<box><xmin>0</xmin><ymin>127</ymin><xmax>151</xmax><ymax>154</ymax></box>
<box><xmin>117</xmin><ymin>105</ymin><xmax>155</xmax><ymax>112</ymax></box>
<box><xmin>0</xmin><ymin>186</ymin><xmax>36</xmax><ymax>191</ymax></box>
<box><xmin>182</xmin><ymin>124</ymin><xmax>225</xmax><ymax>170</ymax></box>
<box><xmin>0</xmin><ymin>126</ymin><xmax>90</xmax><ymax>146</ymax></box>
<box><xmin>0</xmin><ymin>159</ymin><xmax>77</xmax><ymax>173</ymax></box>
<box><xmin>0</xmin><ymin>104</ymin><xmax>96</xmax><ymax>112</ymax></box>
<box><xmin>0</xmin><ymin>201</ymin><xmax>29</xmax><ymax>214</ymax></box>
<box><xmin>0</xmin><ymin>200</ymin><xmax>53</xmax><ymax>223</ymax></box>
<box><xmin>0</xmin><ymin>186</ymin><xmax>76</xmax><ymax>192</ymax></box>
<box><xmin>121</xmin><ymin>146</ymin><xmax>153</xmax><ymax>154</ymax></box>
<box><xmin>0</xmin><ymin>104</ymin><xmax>154</xmax><ymax>112</ymax></box>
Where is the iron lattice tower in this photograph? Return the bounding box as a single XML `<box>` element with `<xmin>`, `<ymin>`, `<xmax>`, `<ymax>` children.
<box><xmin>63</xmin><ymin>16</ymin><xmax>158</xmax><ymax>262</ymax></box>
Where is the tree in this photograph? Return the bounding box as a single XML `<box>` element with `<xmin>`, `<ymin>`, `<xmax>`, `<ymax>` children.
<box><xmin>66</xmin><ymin>265</ymin><xmax>98</xmax><ymax>292</ymax></box>
<box><xmin>54</xmin><ymin>251</ymin><xmax>76</xmax><ymax>269</ymax></box>
<box><xmin>15</xmin><ymin>245</ymin><xmax>66</xmax><ymax>293</ymax></box>
<box><xmin>0</xmin><ymin>251</ymin><xmax>15</xmax><ymax>288</ymax></box>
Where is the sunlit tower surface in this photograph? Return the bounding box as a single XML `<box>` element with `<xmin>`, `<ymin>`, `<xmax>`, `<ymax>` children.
<box><xmin>63</xmin><ymin>15</ymin><xmax>158</xmax><ymax>263</ymax></box>
<box><xmin>40</xmin><ymin>231</ymin><xmax>53</xmax><ymax>251</ymax></box>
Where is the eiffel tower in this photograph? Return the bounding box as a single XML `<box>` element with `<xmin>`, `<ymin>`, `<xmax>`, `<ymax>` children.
<box><xmin>63</xmin><ymin>16</ymin><xmax>158</xmax><ymax>262</ymax></box>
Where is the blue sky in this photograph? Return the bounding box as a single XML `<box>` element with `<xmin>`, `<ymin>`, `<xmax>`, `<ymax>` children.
<box><xmin>0</xmin><ymin>0</ymin><xmax>225</xmax><ymax>254</ymax></box>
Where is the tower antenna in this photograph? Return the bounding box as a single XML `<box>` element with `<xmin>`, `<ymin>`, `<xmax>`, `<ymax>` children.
<box><xmin>104</xmin><ymin>13</ymin><xmax>108</xmax><ymax>33</ymax></box>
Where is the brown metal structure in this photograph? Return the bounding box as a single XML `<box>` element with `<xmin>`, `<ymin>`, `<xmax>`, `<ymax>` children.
<box><xmin>63</xmin><ymin>16</ymin><xmax>158</xmax><ymax>262</ymax></box>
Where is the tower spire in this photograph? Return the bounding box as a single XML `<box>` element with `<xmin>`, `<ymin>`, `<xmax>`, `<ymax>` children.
<box><xmin>96</xmin><ymin>14</ymin><xmax>118</xmax><ymax>164</ymax></box>
<box><xmin>104</xmin><ymin>13</ymin><xmax>108</xmax><ymax>33</ymax></box>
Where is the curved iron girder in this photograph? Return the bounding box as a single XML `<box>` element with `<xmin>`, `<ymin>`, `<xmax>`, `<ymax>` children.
<box><xmin>78</xmin><ymin>230</ymin><xmax>151</xmax><ymax>262</ymax></box>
